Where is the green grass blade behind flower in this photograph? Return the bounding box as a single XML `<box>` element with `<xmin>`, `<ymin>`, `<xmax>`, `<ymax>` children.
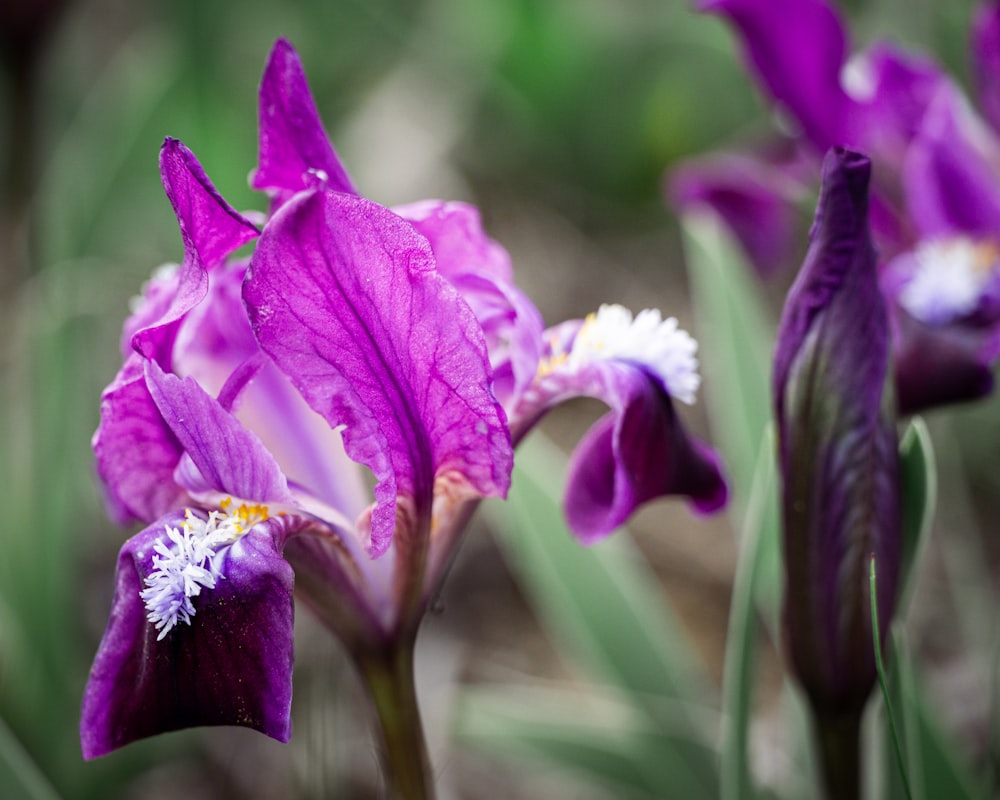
<box><xmin>680</xmin><ymin>212</ymin><xmax>775</xmax><ymax>514</ymax></box>
<box><xmin>897</xmin><ymin>418</ymin><xmax>936</xmax><ymax>610</ymax></box>
<box><xmin>720</xmin><ymin>425</ymin><xmax>779</xmax><ymax>800</ymax></box>
<box><xmin>483</xmin><ymin>431</ymin><xmax>719</xmax><ymax>795</ymax></box>
<box><xmin>0</xmin><ymin>716</ymin><xmax>62</xmax><ymax>800</ymax></box>
<box><xmin>870</xmin><ymin>556</ymin><xmax>914</xmax><ymax>800</ymax></box>
<box><xmin>681</xmin><ymin>212</ymin><xmax>781</xmax><ymax>625</ymax></box>
<box><xmin>457</xmin><ymin>684</ymin><xmax>714</xmax><ymax>799</ymax></box>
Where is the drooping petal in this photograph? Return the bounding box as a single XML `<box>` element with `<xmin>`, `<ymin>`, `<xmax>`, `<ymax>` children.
<box><xmin>892</xmin><ymin>309</ymin><xmax>998</xmax><ymax>414</ymax></box>
<box><xmin>93</xmin><ymin>362</ymin><xmax>185</xmax><ymax>525</ymax></box>
<box><xmin>512</xmin><ymin>307</ymin><xmax>727</xmax><ymax>543</ymax></box>
<box><xmin>972</xmin><ymin>1</ymin><xmax>1000</xmax><ymax>135</ymax></box>
<box><xmin>81</xmin><ymin>514</ymin><xmax>295</xmax><ymax>759</ymax></box>
<box><xmin>668</xmin><ymin>148</ymin><xmax>809</xmax><ymax>277</ymax></box>
<box><xmin>699</xmin><ymin>0</ymin><xmax>857</xmax><ymax>150</ymax></box>
<box><xmin>252</xmin><ymin>38</ymin><xmax>356</xmax><ymax>207</ymax></box>
<box><xmin>144</xmin><ymin>360</ymin><xmax>294</xmax><ymax>505</ymax></box>
<box><xmin>773</xmin><ymin>148</ymin><xmax>900</xmax><ymax>715</ymax></box>
<box><xmin>561</xmin><ymin>365</ymin><xmax>728</xmax><ymax>542</ymax></box>
<box><xmin>244</xmin><ymin>190</ymin><xmax>512</xmax><ymax>555</ymax></box>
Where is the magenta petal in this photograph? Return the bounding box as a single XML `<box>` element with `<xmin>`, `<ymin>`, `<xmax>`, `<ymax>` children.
<box><xmin>252</xmin><ymin>39</ymin><xmax>356</xmax><ymax>207</ymax></box>
<box><xmin>135</xmin><ymin>139</ymin><xmax>258</xmax><ymax>365</ymax></box>
<box><xmin>244</xmin><ymin>190</ymin><xmax>512</xmax><ymax>555</ymax></box>
<box><xmin>81</xmin><ymin>515</ymin><xmax>294</xmax><ymax>759</ymax></box>
<box><xmin>973</xmin><ymin>2</ymin><xmax>1000</xmax><ymax>135</ymax></box>
<box><xmin>561</xmin><ymin>365</ymin><xmax>727</xmax><ymax>543</ymax></box>
<box><xmin>669</xmin><ymin>149</ymin><xmax>807</xmax><ymax>277</ymax></box>
<box><xmin>144</xmin><ymin>360</ymin><xmax>293</xmax><ymax>504</ymax></box>
<box><xmin>700</xmin><ymin>0</ymin><xmax>856</xmax><ymax>150</ymax></box>
<box><xmin>902</xmin><ymin>85</ymin><xmax>1000</xmax><ymax>238</ymax></box>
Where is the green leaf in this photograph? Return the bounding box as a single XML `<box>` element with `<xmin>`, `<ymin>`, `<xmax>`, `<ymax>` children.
<box><xmin>0</xmin><ymin>717</ymin><xmax>61</xmax><ymax>800</ymax></box>
<box><xmin>896</xmin><ymin>418</ymin><xmax>936</xmax><ymax>609</ymax></box>
<box><xmin>680</xmin><ymin>211</ymin><xmax>775</xmax><ymax>517</ymax></box>
<box><xmin>484</xmin><ymin>432</ymin><xmax>718</xmax><ymax>794</ymax></box>
<box><xmin>720</xmin><ymin>426</ymin><xmax>779</xmax><ymax>800</ymax></box>
<box><xmin>457</xmin><ymin>684</ymin><xmax>716</xmax><ymax>799</ymax></box>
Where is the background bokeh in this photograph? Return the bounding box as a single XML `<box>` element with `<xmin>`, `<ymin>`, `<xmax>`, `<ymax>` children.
<box><xmin>1</xmin><ymin>0</ymin><xmax>997</xmax><ymax>798</ymax></box>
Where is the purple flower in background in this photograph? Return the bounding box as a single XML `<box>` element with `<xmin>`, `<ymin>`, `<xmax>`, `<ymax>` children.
<box><xmin>774</xmin><ymin>150</ymin><xmax>900</xmax><ymax>782</ymax></box>
<box><xmin>673</xmin><ymin>0</ymin><xmax>1000</xmax><ymax>414</ymax></box>
<box><xmin>82</xmin><ymin>39</ymin><xmax>727</xmax><ymax>761</ymax></box>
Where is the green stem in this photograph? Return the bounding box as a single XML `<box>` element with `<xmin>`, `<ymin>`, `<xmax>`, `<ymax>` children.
<box><xmin>356</xmin><ymin>634</ymin><xmax>436</xmax><ymax>800</ymax></box>
<box><xmin>814</xmin><ymin>709</ymin><xmax>862</xmax><ymax>800</ymax></box>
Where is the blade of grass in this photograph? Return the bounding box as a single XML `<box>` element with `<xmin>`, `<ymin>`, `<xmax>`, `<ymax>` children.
<box><xmin>484</xmin><ymin>431</ymin><xmax>719</xmax><ymax>794</ymax></box>
<box><xmin>720</xmin><ymin>425</ymin><xmax>779</xmax><ymax>800</ymax></box>
<box><xmin>870</xmin><ymin>555</ymin><xmax>914</xmax><ymax>800</ymax></box>
<box><xmin>0</xmin><ymin>716</ymin><xmax>61</xmax><ymax>800</ymax></box>
<box><xmin>897</xmin><ymin>418</ymin><xmax>935</xmax><ymax>609</ymax></box>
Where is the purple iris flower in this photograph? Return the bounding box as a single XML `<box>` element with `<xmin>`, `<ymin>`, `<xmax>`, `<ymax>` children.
<box><xmin>774</xmin><ymin>150</ymin><xmax>900</xmax><ymax>741</ymax></box>
<box><xmin>82</xmin><ymin>40</ymin><xmax>727</xmax><ymax>760</ymax></box>
<box><xmin>673</xmin><ymin>0</ymin><xmax>1000</xmax><ymax>414</ymax></box>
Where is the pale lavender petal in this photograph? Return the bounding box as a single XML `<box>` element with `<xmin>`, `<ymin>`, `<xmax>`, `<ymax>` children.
<box><xmin>81</xmin><ymin>514</ymin><xmax>294</xmax><ymax>758</ymax></box>
<box><xmin>699</xmin><ymin>0</ymin><xmax>856</xmax><ymax>149</ymax></box>
<box><xmin>395</xmin><ymin>199</ymin><xmax>544</xmax><ymax>407</ymax></box>
<box><xmin>144</xmin><ymin>360</ymin><xmax>293</xmax><ymax>505</ymax></box>
<box><xmin>244</xmin><ymin>190</ymin><xmax>512</xmax><ymax>555</ymax></box>
<box><xmin>394</xmin><ymin>200</ymin><xmax>513</xmax><ymax>284</ymax></box>
<box><xmin>252</xmin><ymin>39</ymin><xmax>356</xmax><ymax>207</ymax></box>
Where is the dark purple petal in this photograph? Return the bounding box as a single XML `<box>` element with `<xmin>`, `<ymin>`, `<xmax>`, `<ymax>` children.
<box><xmin>699</xmin><ymin>0</ymin><xmax>857</xmax><ymax>150</ymax></box>
<box><xmin>901</xmin><ymin>85</ymin><xmax>1000</xmax><ymax>238</ymax></box>
<box><xmin>81</xmin><ymin>514</ymin><xmax>295</xmax><ymax>759</ymax></box>
<box><xmin>973</xmin><ymin>2</ymin><xmax>1000</xmax><ymax>135</ymax></box>
<box><xmin>244</xmin><ymin>190</ymin><xmax>512</xmax><ymax>555</ymax></box>
<box><xmin>669</xmin><ymin>148</ymin><xmax>808</xmax><ymax>277</ymax></box>
<box><xmin>561</xmin><ymin>365</ymin><xmax>727</xmax><ymax>543</ymax></box>
<box><xmin>144</xmin><ymin>360</ymin><xmax>294</xmax><ymax>505</ymax></box>
<box><xmin>893</xmin><ymin>310</ymin><xmax>997</xmax><ymax>414</ymax></box>
<box><xmin>252</xmin><ymin>39</ymin><xmax>356</xmax><ymax>207</ymax></box>
<box><xmin>773</xmin><ymin>148</ymin><xmax>900</xmax><ymax>715</ymax></box>
<box><xmin>93</xmin><ymin>361</ymin><xmax>185</xmax><ymax>525</ymax></box>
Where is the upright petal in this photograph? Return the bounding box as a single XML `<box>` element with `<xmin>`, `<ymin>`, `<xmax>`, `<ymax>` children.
<box><xmin>774</xmin><ymin>149</ymin><xmax>900</xmax><ymax>715</ymax></box>
<box><xmin>81</xmin><ymin>514</ymin><xmax>295</xmax><ymax>759</ymax></box>
<box><xmin>699</xmin><ymin>0</ymin><xmax>857</xmax><ymax>150</ymax></box>
<box><xmin>395</xmin><ymin>200</ymin><xmax>544</xmax><ymax>407</ymax></box>
<box><xmin>244</xmin><ymin>190</ymin><xmax>512</xmax><ymax>555</ymax></box>
<box><xmin>93</xmin><ymin>141</ymin><xmax>259</xmax><ymax>524</ymax></box>
<box><xmin>973</xmin><ymin>1</ymin><xmax>1000</xmax><ymax>135</ymax></box>
<box><xmin>252</xmin><ymin>39</ymin><xmax>356</xmax><ymax>207</ymax></box>
<box><xmin>901</xmin><ymin>85</ymin><xmax>1000</xmax><ymax>238</ymax></box>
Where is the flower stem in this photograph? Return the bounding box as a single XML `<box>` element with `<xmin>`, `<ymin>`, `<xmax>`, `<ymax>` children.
<box><xmin>814</xmin><ymin>708</ymin><xmax>861</xmax><ymax>800</ymax></box>
<box><xmin>356</xmin><ymin>634</ymin><xmax>435</xmax><ymax>800</ymax></box>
